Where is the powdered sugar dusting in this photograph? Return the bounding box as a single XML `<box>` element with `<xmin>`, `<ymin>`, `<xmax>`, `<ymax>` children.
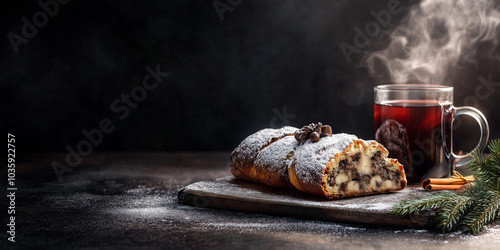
<box><xmin>231</xmin><ymin>126</ymin><xmax>297</xmax><ymax>162</ymax></box>
<box><xmin>255</xmin><ymin>136</ymin><xmax>298</xmax><ymax>177</ymax></box>
<box><xmin>293</xmin><ymin>133</ymin><xmax>358</xmax><ymax>185</ymax></box>
<box><xmin>341</xmin><ymin>202</ymin><xmax>392</xmax><ymax>211</ymax></box>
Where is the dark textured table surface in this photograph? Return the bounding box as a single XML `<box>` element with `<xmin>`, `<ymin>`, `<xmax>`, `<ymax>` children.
<box><xmin>3</xmin><ymin>152</ymin><xmax>500</xmax><ymax>249</ymax></box>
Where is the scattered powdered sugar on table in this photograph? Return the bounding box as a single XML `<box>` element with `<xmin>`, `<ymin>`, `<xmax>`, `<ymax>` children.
<box><xmin>341</xmin><ymin>202</ymin><xmax>393</xmax><ymax>211</ymax></box>
<box><xmin>198</xmin><ymin>221</ymin><xmax>365</xmax><ymax>233</ymax></box>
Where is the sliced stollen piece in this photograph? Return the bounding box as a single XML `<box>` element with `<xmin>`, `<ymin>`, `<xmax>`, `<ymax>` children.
<box><xmin>254</xmin><ymin>135</ymin><xmax>298</xmax><ymax>189</ymax></box>
<box><xmin>288</xmin><ymin>133</ymin><xmax>407</xmax><ymax>199</ymax></box>
<box><xmin>230</xmin><ymin>126</ymin><xmax>297</xmax><ymax>183</ymax></box>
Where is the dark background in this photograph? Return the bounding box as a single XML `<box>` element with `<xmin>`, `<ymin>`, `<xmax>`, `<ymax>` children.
<box><xmin>2</xmin><ymin>0</ymin><xmax>499</xmax><ymax>154</ymax></box>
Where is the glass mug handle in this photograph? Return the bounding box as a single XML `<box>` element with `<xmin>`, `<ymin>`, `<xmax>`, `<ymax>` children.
<box><xmin>447</xmin><ymin>106</ymin><xmax>490</xmax><ymax>168</ymax></box>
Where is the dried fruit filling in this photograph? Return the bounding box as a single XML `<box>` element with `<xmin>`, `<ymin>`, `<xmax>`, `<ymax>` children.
<box><xmin>327</xmin><ymin>151</ymin><xmax>402</xmax><ymax>194</ymax></box>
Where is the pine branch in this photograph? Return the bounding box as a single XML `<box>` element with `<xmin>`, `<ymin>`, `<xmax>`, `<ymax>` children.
<box><xmin>486</xmin><ymin>140</ymin><xmax>500</xmax><ymax>188</ymax></box>
<box><xmin>487</xmin><ymin>139</ymin><xmax>500</xmax><ymax>168</ymax></box>
<box><xmin>461</xmin><ymin>190</ymin><xmax>500</xmax><ymax>234</ymax></box>
<box><xmin>392</xmin><ymin>193</ymin><xmax>457</xmax><ymax>215</ymax></box>
<box><xmin>470</xmin><ymin>140</ymin><xmax>500</xmax><ymax>187</ymax></box>
<box><xmin>392</xmin><ymin>139</ymin><xmax>500</xmax><ymax>234</ymax></box>
<box><xmin>437</xmin><ymin>195</ymin><xmax>472</xmax><ymax>233</ymax></box>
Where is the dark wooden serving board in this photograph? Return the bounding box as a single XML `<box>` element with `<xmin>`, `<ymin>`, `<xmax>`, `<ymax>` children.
<box><xmin>178</xmin><ymin>176</ymin><xmax>436</xmax><ymax>228</ymax></box>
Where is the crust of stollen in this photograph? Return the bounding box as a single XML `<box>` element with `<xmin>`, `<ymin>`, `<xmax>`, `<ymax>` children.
<box><xmin>230</xmin><ymin>128</ymin><xmax>296</xmax><ymax>184</ymax></box>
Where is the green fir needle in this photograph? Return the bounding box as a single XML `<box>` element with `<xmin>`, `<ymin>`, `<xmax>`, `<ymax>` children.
<box><xmin>392</xmin><ymin>139</ymin><xmax>500</xmax><ymax>234</ymax></box>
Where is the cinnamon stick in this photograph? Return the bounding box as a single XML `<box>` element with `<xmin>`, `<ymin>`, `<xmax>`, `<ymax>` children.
<box><xmin>425</xmin><ymin>184</ymin><xmax>464</xmax><ymax>191</ymax></box>
<box><xmin>421</xmin><ymin>175</ymin><xmax>474</xmax><ymax>189</ymax></box>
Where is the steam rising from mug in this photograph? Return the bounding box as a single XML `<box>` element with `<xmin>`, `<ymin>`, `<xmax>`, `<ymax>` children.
<box><xmin>364</xmin><ymin>0</ymin><xmax>500</xmax><ymax>84</ymax></box>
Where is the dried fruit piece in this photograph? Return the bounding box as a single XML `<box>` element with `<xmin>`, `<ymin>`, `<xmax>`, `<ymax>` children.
<box><xmin>375</xmin><ymin>119</ymin><xmax>414</xmax><ymax>183</ymax></box>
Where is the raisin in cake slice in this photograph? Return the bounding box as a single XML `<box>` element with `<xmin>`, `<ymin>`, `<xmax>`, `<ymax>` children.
<box><xmin>288</xmin><ymin>133</ymin><xmax>407</xmax><ymax>199</ymax></box>
<box><xmin>230</xmin><ymin>126</ymin><xmax>297</xmax><ymax>184</ymax></box>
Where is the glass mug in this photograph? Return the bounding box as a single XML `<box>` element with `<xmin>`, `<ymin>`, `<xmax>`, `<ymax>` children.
<box><xmin>374</xmin><ymin>84</ymin><xmax>489</xmax><ymax>183</ymax></box>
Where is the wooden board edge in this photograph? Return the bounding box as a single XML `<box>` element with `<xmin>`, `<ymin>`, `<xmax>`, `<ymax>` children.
<box><xmin>177</xmin><ymin>186</ymin><xmax>435</xmax><ymax>229</ymax></box>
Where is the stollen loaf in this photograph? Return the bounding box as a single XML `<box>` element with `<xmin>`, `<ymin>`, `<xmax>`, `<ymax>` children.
<box><xmin>230</xmin><ymin>124</ymin><xmax>407</xmax><ymax>199</ymax></box>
